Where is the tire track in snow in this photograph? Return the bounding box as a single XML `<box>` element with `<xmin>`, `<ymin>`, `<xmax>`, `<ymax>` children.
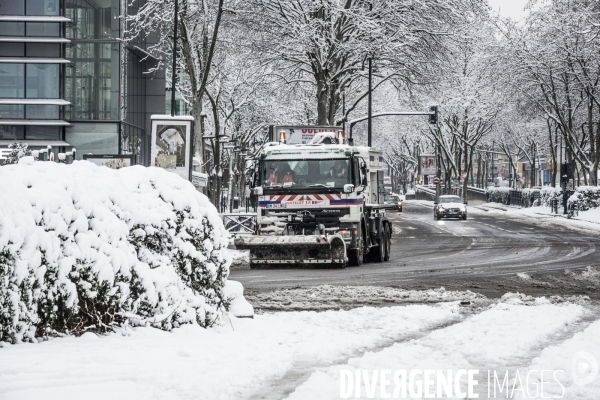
<box><xmin>283</xmin><ymin>299</ymin><xmax>599</xmax><ymax>400</ymax></box>
<box><xmin>247</xmin><ymin>304</ymin><xmax>485</xmax><ymax>400</ymax></box>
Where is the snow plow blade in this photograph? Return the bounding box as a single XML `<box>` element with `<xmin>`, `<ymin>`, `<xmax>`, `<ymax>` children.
<box><xmin>234</xmin><ymin>234</ymin><xmax>347</xmax><ymax>269</ymax></box>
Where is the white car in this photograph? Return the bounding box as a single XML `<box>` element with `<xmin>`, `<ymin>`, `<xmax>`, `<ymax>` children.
<box><xmin>434</xmin><ymin>195</ymin><xmax>467</xmax><ymax>220</ymax></box>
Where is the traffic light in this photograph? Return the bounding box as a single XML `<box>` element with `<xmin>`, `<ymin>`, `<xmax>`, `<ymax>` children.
<box><xmin>429</xmin><ymin>106</ymin><xmax>438</xmax><ymax>125</ymax></box>
<box><xmin>509</xmin><ymin>174</ymin><xmax>513</xmax><ymax>182</ymax></box>
<box><xmin>560</xmin><ymin>162</ymin><xmax>569</xmax><ymax>182</ymax></box>
<box><xmin>472</xmin><ymin>148</ymin><xmax>477</xmax><ymax>155</ymax></box>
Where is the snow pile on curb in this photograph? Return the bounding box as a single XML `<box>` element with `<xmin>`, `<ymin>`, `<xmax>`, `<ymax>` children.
<box><xmin>246</xmin><ymin>285</ymin><xmax>486</xmax><ymax>312</ymax></box>
<box><xmin>223</xmin><ymin>280</ymin><xmax>254</xmax><ymax>318</ymax></box>
<box><xmin>0</xmin><ymin>159</ymin><xmax>231</xmax><ymax>344</ymax></box>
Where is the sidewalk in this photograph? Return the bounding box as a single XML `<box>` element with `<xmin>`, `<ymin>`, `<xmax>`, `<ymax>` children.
<box><xmin>474</xmin><ymin>202</ymin><xmax>600</xmax><ymax>233</ymax></box>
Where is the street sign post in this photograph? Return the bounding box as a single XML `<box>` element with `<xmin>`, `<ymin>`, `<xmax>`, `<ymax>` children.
<box><xmin>433</xmin><ymin>177</ymin><xmax>440</xmax><ymax>185</ymax></box>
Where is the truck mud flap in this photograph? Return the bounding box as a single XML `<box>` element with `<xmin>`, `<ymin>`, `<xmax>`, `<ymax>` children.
<box><xmin>234</xmin><ymin>234</ymin><xmax>347</xmax><ymax>269</ymax></box>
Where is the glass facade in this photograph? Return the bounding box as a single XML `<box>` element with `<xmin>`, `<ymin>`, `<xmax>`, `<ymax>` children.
<box><xmin>64</xmin><ymin>43</ymin><xmax>119</xmax><ymax>120</ymax></box>
<box><xmin>0</xmin><ymin>0</ymin><xmax>165</xmax><ymax>166</ymax></box>
<box><xmin>65</xmin><ymin>0</ymin><xmax>119</xmax><ymax>40</ymax></box>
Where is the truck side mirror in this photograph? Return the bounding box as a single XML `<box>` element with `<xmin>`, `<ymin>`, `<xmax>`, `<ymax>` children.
<box><xmin>255</xmin><ymin>187</ymin><xmax>263</xmax><ymax>196</ymax></box>
<box><xmin>344</xmin><ymin>184</ymin><xmax>354</xmax><ymax>194</ymax></box>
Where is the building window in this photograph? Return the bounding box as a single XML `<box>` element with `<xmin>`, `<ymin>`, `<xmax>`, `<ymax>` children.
<box><xmin>26</xmin><ymin>43</ymin><xmax>60</xmax><ymax>58</ymax></box>
<box><xmin>0</xmin><ymin>125</ymin><xmax>25</xmax><ymax>140</ymax></box>
<box><xmin>0</xmin><ymin>0</ymin><xmax>60</xmax><ymax>16</ymax></box>
<box><xmin>0</xmin><ymin>0</ymin><xmax>25</xmax><ymax>15</ymax></box>
<box><xmin>26</xmin><ymin>0</ymin><xmax>59</xmax><ymax>16</ymax></box>
<box><xmin>25</xmin><ymin>125</ymin><xmax>60</xmax><ymax>139</ymax></box>
<box><xmin>64</xmin><ymin>43</ymin><xmax>119</xmax><ymax>120</ymax></box>
<box><xmin>0</xmin><ymin>64</ymin><xmax>25</xmax><ymax>98</ymax></box>
<box><xmin>0</xmin><ymin>43</ymin><xmax>25</xmax><ymax>57</ymax></box>
<box><xmin>0</xmin><ymin>22</ymin><xmax>60</xmax><ymax>36</ymax></box>
<box><xmin>26</xmin><ymin>64</ymin><xmax>60</xmax><ymax>99</ymax></box>
<box><xmin>0</xmin><ymin>22</ymin><xmax>25</xmax><ymax>36</ymax></box>
<box><xmin>0</xmin><ymin>104</ymin><xmax>25</xmax><ymax>118</ymax></box>
<box><xmin>26</xmin><ymin>22</ymin><xmax>60</xmax><ymax>36</ymax></box>
<box><xmin>65</xmin><ymin>122</ymin><xmax>118</xmax><ymax>158</ymax></box>
<box><xmin>26</xmin><ymin>104</ymin><xmax>59</xmax><ymax>119</ymax></box>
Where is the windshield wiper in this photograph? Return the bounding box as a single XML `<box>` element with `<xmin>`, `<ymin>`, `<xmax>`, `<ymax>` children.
<box><xmin>308</xmin><ymin>184</ymin><xmax>329</xmax><ymax>188</ymax></box>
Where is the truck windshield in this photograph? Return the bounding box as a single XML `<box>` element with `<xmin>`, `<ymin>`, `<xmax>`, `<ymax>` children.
<box><xmin>261</xmin><ymin>158</ymin><xmax>351</xmax><ymax>189</ymax></box>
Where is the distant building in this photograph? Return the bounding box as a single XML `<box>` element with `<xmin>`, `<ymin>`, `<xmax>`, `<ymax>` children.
<box><xmin>0</xmin><ymin>0</ymin><xmax>171</xmax><ymax>165</ymax></box>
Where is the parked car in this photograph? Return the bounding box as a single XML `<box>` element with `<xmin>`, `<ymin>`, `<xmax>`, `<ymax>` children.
<box><xmin>384</xmin><ymin>195</ymin><xmax>403</xmax><ymax>212</ymax></box>
<box><xmin>434</xmin><ymin>195</ymin><xmax>467</xmax><ymax>220</ymax></box>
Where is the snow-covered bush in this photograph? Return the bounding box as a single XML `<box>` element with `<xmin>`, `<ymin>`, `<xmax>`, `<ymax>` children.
<box><xmin>539</xmin><ymin>186</ymin><xmax>562</xmax><ymax>207</ymax></box>
<box><xmin>568</xmin><ymin>186</ymin><xmax>600</xmax><ymax>213</ymax></box>
<box><xmin>0</xmin><ymin>158</ymin><xmax>231</xmax><ymax>344</ymax></box>
<box><xmin>2</xmin><ymin>142</ymin><xmax>31</xmax><ymax>165</ymax></box>
<box><xmin>486</xmin><ymin>187</ymin><xmax>510</xmax><ymax>204</ymax></box>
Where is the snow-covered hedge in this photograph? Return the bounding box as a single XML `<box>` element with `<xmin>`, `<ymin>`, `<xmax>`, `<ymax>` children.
<box><xmin>568</xmin><ymin>186</ymin><xmax>600</xmax><ymax>212</ymax></box>
<box><xmin>540</xmin><ymin>186</ymin><xmax>562</xmax><ymax>207</ymax></box>
<box><xmin>0</xmin><ymin>158</ymin><xmax>230</xmax><ymax>344</ymax></box>
<box><xmin>486</xmin><ymin>187</ymin><xmax>510</xmax><ymax>204</ymax></box>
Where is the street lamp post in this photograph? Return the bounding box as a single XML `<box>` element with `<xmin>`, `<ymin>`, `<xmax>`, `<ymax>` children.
<box><xmin>170</xmin><ymin>0</ymin><xmax>178</xmax><ymax>117</ymax></box>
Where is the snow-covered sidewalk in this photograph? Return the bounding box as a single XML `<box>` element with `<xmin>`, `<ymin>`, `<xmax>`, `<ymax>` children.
<box><xmin>0</xmin><ymin>303</ymin><xmax>461</xmax><ymax>400</ymax></box>
<box><xmin>1</xmin><ymin>294</ymin><xmax>598</xmax><ymax>400</ymax></box>
<box><xmin>475</xmin><ymin>202</ymin><xmax>600</xmax><ymax>233</ymax></box>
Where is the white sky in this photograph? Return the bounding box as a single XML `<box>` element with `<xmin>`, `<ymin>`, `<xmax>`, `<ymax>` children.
<box><xmin>487</xmin><ymin>0</ymin><xmax>530</xmax><ymax>20</ymax></box>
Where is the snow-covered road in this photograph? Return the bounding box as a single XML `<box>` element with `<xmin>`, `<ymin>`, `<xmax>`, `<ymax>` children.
<box><xmin>1</xmin><ymin>293</ymin><xmax>598</xmax><ymax>400</ymax></box>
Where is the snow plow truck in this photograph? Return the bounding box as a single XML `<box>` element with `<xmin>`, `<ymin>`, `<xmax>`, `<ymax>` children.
<box><xmin>234</xmin><ymin>126</ymin><xmax>394</xmax><ymax>268</ymax></box>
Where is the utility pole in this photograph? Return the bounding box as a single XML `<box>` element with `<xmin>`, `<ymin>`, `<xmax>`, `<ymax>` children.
<box><xmin>367</xmin><ymin>1</ymin><xmax>373</xmax><ymax>147</ymax></box>
<box><xmin>170</xmin><ymin>0</ymin><xmax>178</xmax><ymax>117</ymax></box>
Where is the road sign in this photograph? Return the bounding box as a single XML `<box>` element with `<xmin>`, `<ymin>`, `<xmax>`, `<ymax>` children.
<box><xmin>433</xmin><ymin>177</ymin><xmax>440</xmax><ymax>185</ymax></box>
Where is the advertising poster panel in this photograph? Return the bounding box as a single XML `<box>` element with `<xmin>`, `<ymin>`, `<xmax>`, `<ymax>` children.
<box><xmin>419</xmin><ymin>154</ymin><xmax>437</xmax><ymax>176</ymax></box>
<box><xmin>151</xmin><ymin>116</ymin><xmax>194</xmax><ymax>181</ymax></box>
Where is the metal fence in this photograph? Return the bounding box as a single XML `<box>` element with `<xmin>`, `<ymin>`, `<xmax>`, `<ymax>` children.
<box><xmin>222</xmin><ymin>213</ymin><xmax>256</xmax><ymax>235</ymax></box>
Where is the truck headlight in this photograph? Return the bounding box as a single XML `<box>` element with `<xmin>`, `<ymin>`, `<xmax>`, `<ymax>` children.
<box><xmin>397</xmin><ymin>202</ymin><xmax>402</xmax><ymax>207</ymax></box>
<box><xmin>337</xmin><ymin>229</ymin><xmax>352</xmax><ymax>239</ymax></box>
<box><xmin>460</xmin><ymin>207</ymin><xmax>466</xmax><ymax>212</ymax></box>
<box><xmin>438</xmin><ymin>207</ymin><xmax>445</xmax><ymax>212</ymax></box>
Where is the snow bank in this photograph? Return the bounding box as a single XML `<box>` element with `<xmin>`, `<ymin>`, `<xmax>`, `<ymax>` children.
<box><xmin>247</xmin><ymin>285</ymin><xmax>486</xmax><ymax>312</ymax></box>
<box><xmin>0</xmin><ymin>160</ymin><xmax>231</xmax><ymax>344</ymax></box>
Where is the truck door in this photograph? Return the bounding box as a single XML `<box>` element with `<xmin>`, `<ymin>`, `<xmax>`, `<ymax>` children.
<box><xmin>377</xmin><ymin>170</ymin><xmax>385</xmax><ymax>204</ymax></box>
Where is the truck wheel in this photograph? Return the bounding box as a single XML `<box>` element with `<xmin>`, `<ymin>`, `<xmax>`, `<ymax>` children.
<box><xmin>372</xmin><ymin>230</ymin><xmax>385</xmax><ymax>263</ymax></box>
<box><xmin>383</xmin><ymin>223</ymin><xmax>391</xmax><ymax>261</ymax></box>
<box><xmin>348</xmin><ymin>238</ymin><xmax>363</xmax><ymax>266</ymax></box>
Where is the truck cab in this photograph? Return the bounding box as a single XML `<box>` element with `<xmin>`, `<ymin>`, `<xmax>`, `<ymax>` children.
<box><xmin>249</xmin><ymin>142</ymin><xmax>392</xmax><ymax>266</ymax></box>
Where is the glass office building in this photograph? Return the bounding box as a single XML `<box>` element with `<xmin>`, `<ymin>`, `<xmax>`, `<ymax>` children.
<box><xmin>0</xmin><ymin>0</ymin><xmax>165</xmax><ymax>164</ymax></box>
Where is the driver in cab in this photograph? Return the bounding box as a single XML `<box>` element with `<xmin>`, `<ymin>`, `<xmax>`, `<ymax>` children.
<box><xmin>330</xmin><ymin>160</ymin><xmax>347</xmax><ymax>178</ymax></box>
